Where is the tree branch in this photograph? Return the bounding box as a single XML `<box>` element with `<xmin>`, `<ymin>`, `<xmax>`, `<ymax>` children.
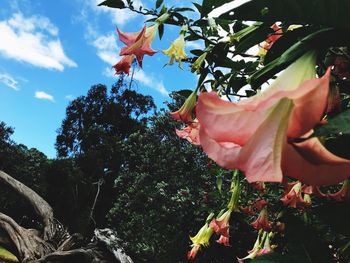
<box><xmin>0</xmin><ymin>171</ymin><xmax>55</xmax><ymax>240</ymax></box>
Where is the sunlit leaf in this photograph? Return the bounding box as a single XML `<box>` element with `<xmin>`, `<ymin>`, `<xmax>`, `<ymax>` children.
<box><xmin>201</xmin><ymin>0</ymin><xmax>231</xmax><ymax>17</ymax></box>
<box><xmin>249</xmin><ymin>28</ymin><xmax>350</xmax><ymax>88</ymax></box>
<box><xmin>0</xmin><ymin>246</ymin><xmax>18</xmax><ymax>262</ymax></box>
<box><xmin>220</xmin><ymin>0</ymin><xmax>350</xmax><ymax>29</ymax></box>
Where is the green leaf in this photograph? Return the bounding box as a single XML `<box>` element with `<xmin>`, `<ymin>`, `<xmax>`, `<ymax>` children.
<box><xmin>0</xmin><ymin>246</ymin><xmax>18</xmax><ymax>262</ymax></box>
<box><xmin>98</xmin><ymin>0</ymin><xmax>126</xmax><ymax>8</ymax></box>
<box><xmin>192</xmin><ymin>2</ymin><xmax>202</xmax><ymax>13</ymax></box>
<box><xmin>173</xmin><ymin>7</ymin><xmax>195</xmax><ymax>12</ymax></box>
<box><xmin>155</xmin><ymin>0</ymin><xmax>163</xmax><ymax>9</ymax></box>
<box><xmin>234</xmin><ymin>24</ymin><xmax>273</xmax><ymax>54</ymax></box>
<box><xmin>220</xmin><ymin>0</ymin><xmax>350</xmax><ymax>29</ymax></box>
<box><xmin>264</xmin><ymin>26</ymin><xmax>317</xmax><ymax>65</ymax></box>
<box><xmin>175</xmin><ymin>89</ymin><xmax>193</xmax><ymax>98</ymax></box>
<box><xmin>249</xmin><ymin>28</ymin><xmax>350</xmax><ymax>88</ymax></box>
<box><xmin>228</xmin><ymin>76</ymin><xmax>247</xmax><ymax>93</ymax></box>
<box><xmin>314</xmin><ymin>109</ymin><xmax>350</xmax><ymax>137</ymax></box>
<box><xmin>158</xmin><ymin>24</ymin><xmax>164</xmax><ymax>40</ymax></box>
<box><xmin>216</xmin><ymin>176</ymin><xmax>223</xmax><ymax>194</ymax></box>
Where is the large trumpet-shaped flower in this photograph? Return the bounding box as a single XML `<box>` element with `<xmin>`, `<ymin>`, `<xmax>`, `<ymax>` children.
<box><xmin>196</xmin><ymin>52</ymin><xmax>350</xmax><ymax>186</ymax></box>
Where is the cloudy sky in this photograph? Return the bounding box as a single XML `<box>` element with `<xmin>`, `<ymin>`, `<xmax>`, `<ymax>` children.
<box><xmin>0</xmin><ymin>0</ymin><xmax>201</xmax><ymax>158</ymax></box>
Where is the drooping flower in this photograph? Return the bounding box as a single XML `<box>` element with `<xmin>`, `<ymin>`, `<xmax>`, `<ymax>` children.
<box><xmin>239</xmin><ymin>205</ymin><xmax>254</xmax><ymax>215</ymax></box>
<box><xmin>171</xmin><ymin>88</ymin><xmax>198</xmax><ymax>123</ymax></box>
<box><xmin>280</xmin><ymin>181</ymin><xmax>310</xmax><ymax>208</ymax></box>
<box><xmin>187</xmin><ymin>245</ymin><xmax>200</xmax><ymax>260</ymax></box>
<box><xmin>253</xmin><ymin>199</ymin><xmax>268</xmax><ymax>210</ymax></box>
<box><xmin>162</xmin><ymin>25</ymin><xmax>187</xmax><ymax>67</ymax></box>
<box><xmin>256</xmin><ymin>233</ymin><xmax>273</xmax><ymax>257</ymax></box>
<box><xmin>217</xmin><ymin>235</ymin><xmax>230</xmax><ymax>246</ymax></box>
<box><xmin>175</xmin><ymin>122</ymin><xmax>200</xmax><ymax>145</ymax></box>
<box><xmin>258</xmin><ymin>23</ymin><xmax>282</xmax><ymax>62</ymax></box>
<box><xmin>117</xmin><ymin>24</ymin><xmax>158</xmax><ymax>67</ymax></box>
<box><xmin>112</xmin><ymin>54</ymin><xmax>134</xmax><ymax>75</ymax></box>
<box><xmin>196</xmin><ymin>51</ymin><xmax>350</xmax><ymax>186</ymax></box>
<box><xmin>328</xmin><ymin>179</ymin><xmax>350</xmax><ymax>202</ymax></box>
<box><xmin>301</xmin><ymin>185</ymin><xmax>326</xmax><ymax>197</ymax></box>
<box><xmin>187</xmin><ymin>218</ymin><xmax>214</xmax><ymax>260</ymax></box>
<box><xmin>191</xmin><ymin>52</ymin><xmax>207</xmax><ymax>73</ymax></box>
<box><xmin>238</xmin><ymin>231</ymin><xmax>273</xmax><ymax>262</ymax></box>
<box><xmin>115</xmin><ymin>13</ymin><xmax>169</xmax><ymax>70</ymax></box>
<box><xmin>210</xmin><ymin>210</ymin><xmax>231</xmax><ymax>238</ymax></box>
<box><xmin>238</xmin><ymin>234</ymin><xmax>260</xmax><ymax>262</ymax></box>
<box><xmin>251</xmin><ymin>207</ymin><xmax>272</xmax><ymax>231</ymax></box>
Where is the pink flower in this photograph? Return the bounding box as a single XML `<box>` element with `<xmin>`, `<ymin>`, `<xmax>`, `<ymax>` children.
<box><xmin>265</xmin><ymin>23</ymin><xmax>283</xmax><ymax>48</ymax></box>
<box><xmin>238</xmin><ymin>231</ymin><xmax>273</xmax><ymax>262</ymax></box>
<box><xmin>117</xmin><ymin>24</ymin><xmax>158</xmax><ymax>67</ymax></box>
<box><xmin>251</xmin><ymin>207</ymin><xmax>272</xmax><ymax>231</ymax></box>
<box><xmin>302</xmin><ymin>185</ymin><xmax>326</xmax><ymax>197</ymax></box>
<box><xmin>328</xmin><ymin>180</ymin><xmax>350</xmax><ymax>202</ymax></box>
<box><xmin>209</xmin><ymin>210</ymin><xmax>231</xmax><ymax>238</ymax></box>
<box><xmin>112</xmin><ymin>54</ymin><xmax>134</xmax><ymax>75</ymax></box>
<box><xmin>254</xmin><ymin>199</ymin><xmax>268</xmax><ymax>210</ymax></box>
<box><xmin>258</xmin><ymin>23</ymin><xmax>282</xmax><ymax>61</ymax></box>
<box><xmin>196</xmin><ymin>51</ymin><xmax>350</xmax><ymax>186</ymax></box>
<box><xmin>280</xmin><ymin>181</ymin><xmax>310</xmax><ymax>208</ymax></box>
<box><xmin>171</xmin><ymin>89</ymin><xmax>198</xmax><ymax>123</ymax></box>
<box><xmin>216</xmin><ymin>235</ymin><xmax>230</xmax><ymax>246</ymax></box>
<box><xmin>239</xmin><ymin>205</ymin><xmax>254</xmax><ymax>216</ymax></box>
<box><xmin>175</xmin><ymin>122</ymin><xmax>200</xmax><ymax>145</ymax></box>
<box><xmin>187</xmin><ymin>244</ymin><xmax>200</xmax><ymax>260</ymax></box>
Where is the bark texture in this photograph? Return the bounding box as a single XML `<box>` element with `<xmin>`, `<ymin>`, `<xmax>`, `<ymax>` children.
<box><xmin>0</xmin><ymin>170</ymin><xmax>133</xmax><ymax>263</ymax></box>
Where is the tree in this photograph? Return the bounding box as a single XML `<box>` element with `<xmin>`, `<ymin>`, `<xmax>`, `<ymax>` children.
<box><xmin>107</xmin><ymin>94</ymin><xmax>220</xmax><ymax>263</ymax></box>
<box><xmin>55</xmin><ymin>80</ymin><xmax>156</xmax><ymax>232</ymax></box>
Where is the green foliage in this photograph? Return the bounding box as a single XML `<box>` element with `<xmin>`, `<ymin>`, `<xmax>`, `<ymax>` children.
<box><xmin>315</xmin><ymin>109</ymin><xmax>350</xmax><ymax>138</ymax></box>
<box><xmin>0</xmin><ymin>123</ymin><xmax>49</xmax><ymax>229</ymax></box>
<box><xmin>107</xmin><ymin>96</ymin><xmax>217</xmax><ymax>262</ymax></box>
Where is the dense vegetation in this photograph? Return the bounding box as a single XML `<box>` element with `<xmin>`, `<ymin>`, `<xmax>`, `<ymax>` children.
<box><xmin>0</xmin><ymin>77</ymin><xmax>222</xmax><ymax>262</ymax></box>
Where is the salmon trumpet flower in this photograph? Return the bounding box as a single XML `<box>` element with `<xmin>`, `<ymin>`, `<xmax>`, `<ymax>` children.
<box><xmin>196</xmin><ymin>51</ymin><xmax>350</xmax><ymax>186</ymax></box>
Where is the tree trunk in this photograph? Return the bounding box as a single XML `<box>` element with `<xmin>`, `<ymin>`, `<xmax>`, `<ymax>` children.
<box><xmin>0</xmin><ymin>171</ymin><xmax>133</xmax><ymax>263</ymax></box>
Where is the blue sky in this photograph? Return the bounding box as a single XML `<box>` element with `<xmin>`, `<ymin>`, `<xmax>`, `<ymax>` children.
<box><xmin>0</xmin><ymin>0</ymin><xmax>201</xmax><ymax>158</ymax></box>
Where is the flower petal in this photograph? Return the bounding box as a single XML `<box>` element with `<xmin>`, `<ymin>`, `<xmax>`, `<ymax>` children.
<box><xmin>282</xmin><ymin>138</ymin><xmax>350</xmax><ymax>185</ymax></box>
<box><xmin>238</xmin><ymin>99</ymin><xmax>293</xmax><ymax>183</ymax></box>
<box><xmin>117</xmin><ymin>26</ymin><xmax>146</xmax><ymax>46</ymax></box>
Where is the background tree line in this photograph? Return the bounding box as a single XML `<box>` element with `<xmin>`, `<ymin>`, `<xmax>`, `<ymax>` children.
<box><xmin>0</xmin><ymin>76</ymin><xmax>221</xmax><ymax>263</ymax></box>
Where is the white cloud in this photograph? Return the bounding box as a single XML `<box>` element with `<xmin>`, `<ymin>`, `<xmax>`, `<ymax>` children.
<box><xmin>92</xmin><ymin>34</ymin><xmax>120</xmax><ymax>65</ymax></box>
<box><xmin>65</xmin><ymin>95</ymin><xmax>75</xmax><ymax>101</ymax></box>
<box><xmin>186</xmin><ymin>41</ymin><xmax>204</xmax><ymax>50</ymax></box>
<box><xmin>133</xmin><ymin>69</ymin><xmax>169</xmax><ymax>96</ymax></box>
<box><xmin>0</xmin><ymin>13</ymin><xmax>77</xmax><ymax>71</ymax></box>
<box><xmin>0</xmin><ymin>73</ymin><xmax>19</xmax><ymax>90</ymax></box>
<box><xmin>103</xmin><ymin>67</ymin><xmax>116</xmax><ymax>78</ymax></box>
<box><xmin>103</xmin><ymin>66</ymin><xmax>168</xmax><ymax>96</ymax></box>
<box><xmin>35</xmin><ymin>91</ymin><xmax>55</xmax><ymax>102</ymax></box>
